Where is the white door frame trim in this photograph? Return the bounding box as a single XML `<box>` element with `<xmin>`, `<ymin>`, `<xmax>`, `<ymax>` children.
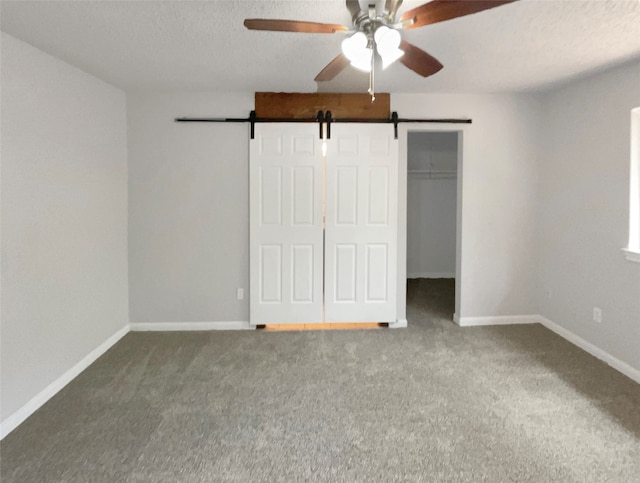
<box><xmin>397</xmin><ymin>124</ymin><xmax>468</xmax><ymax>324</ymax></box>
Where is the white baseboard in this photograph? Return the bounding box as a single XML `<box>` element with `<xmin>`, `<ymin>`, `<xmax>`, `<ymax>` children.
<box><xmin>457</xmin><ymin>314</ymin><xmax>540</xmax><ymax>327</ymax></box>
<box><xmin>389</xmin><ymin>319</ymin><xmax>408</xmax><ymax>329</ymax></box>
<box><xmin>129</xmin><ymin>321</ymin><xmax>253</xmax><ymax>331</ymax></box>
<box><xmin>538</xmin><ymin>316</ymin><xmax>640</xmax><ymax>385</ymax></box>
<box><xmin>0</xmin><ymin>324</ymin><xmax>130</xmax><ymax>440</ymax></box>
<box><xmin>407</xmin><ymin>272</ymin><xmax>455</xmax><ymax>279</ymax></box>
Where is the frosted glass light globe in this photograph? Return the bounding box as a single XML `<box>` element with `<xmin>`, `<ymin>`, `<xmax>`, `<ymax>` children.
<box><xmin>374</xmin><ymin>26</ymin><xmax>403</xmax><ymax>69</ymax></box>
<box><xmin>350</xmin><ymin>47</ymin><xmax>373</xmax><ymax>72</ymax></box>
<box><xmin>341</xmin><ymin>32</ymin><xmax>368</xmax><ymax>62</ymax></box>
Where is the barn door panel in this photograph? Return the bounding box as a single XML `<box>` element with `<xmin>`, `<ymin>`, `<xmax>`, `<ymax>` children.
<box><xmin>250</xmin><ymin>124</ymin><xmax>324</xmax><ymax>324</ymax></box>
<box><xmin>324</xmin><ymin>124</ymin><xmax>398</xmax><ymax>323</ymax></box>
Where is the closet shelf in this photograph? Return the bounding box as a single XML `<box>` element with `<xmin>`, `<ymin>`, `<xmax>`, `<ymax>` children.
<box><xmin>408</xmin><ymin>169</ymin><xmax>457</xmax><ymax>179</ymax></box>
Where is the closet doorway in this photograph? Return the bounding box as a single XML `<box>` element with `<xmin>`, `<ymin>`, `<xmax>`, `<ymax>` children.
<box><xmin>405</xmin><ymin>131</ymin><xmax>460</xmax><ymax>322</ymax></box>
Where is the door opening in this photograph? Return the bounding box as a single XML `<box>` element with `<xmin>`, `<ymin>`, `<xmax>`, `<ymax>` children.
<box><xmin>404</xmin><ymin>130</ymin><xmax>461</xmax><ymax>325</ymax></box>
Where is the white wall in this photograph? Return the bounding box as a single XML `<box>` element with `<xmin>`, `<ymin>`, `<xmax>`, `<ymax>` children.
<box><xmin>407</xmin><ymin>178</ymin><xmax>458</xmax><ymax>277</ymax></box>
<box><xmin>129</xmin><ymin>93</ymin><xmax>540</xmax><ymax>324</ymax></box>
<box><xmin>127</xmin><ymin>92</ymin><xmax>252</xmax><ymax>323</ymax></box>
<box><xmin>394</xmin><ymin>94</ymin><xmax>541</xmax><ymax>319</ymax></box>
<box><xmin>537</xmin><ymin>60</ymin><xmax>640</xmax><ymax>372</ymax></box>
<box><xmin>407</xmin><ymin>132</ymin><xmax>458</xmax><ymax>278</ymax></box>
<box><xmin>0</xmin><ymin>34</ymin><xmax>129</xmax><ymax>425</ymax></box>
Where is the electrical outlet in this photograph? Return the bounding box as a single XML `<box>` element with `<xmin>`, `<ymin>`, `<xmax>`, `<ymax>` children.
<box><xmin>545</xmin><ymin>288</ymin><xmax>552</xmax><ymax>298</ymax></box>
<box><xmin>237</xmin><ymin>288</ymin><xmax>244</xmax><ymax>300</ymax></box>
<box><xmin>593</xmin><ymin>307</ymin><xmax>602</xmax><ymax>323</ymax></box>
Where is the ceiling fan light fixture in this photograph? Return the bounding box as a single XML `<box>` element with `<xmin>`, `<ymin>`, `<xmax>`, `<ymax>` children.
<box><xmin>374</xmin><ymin>26</ymin><xmax>399</xmax><ymax>50</ymax></box>
<box><xmin>342</xmin><ymin>31</ymin><xmax>372</xmax><ymax>73</ymax></box>
<box><xmin>380</xmin><ymin>48</ymin><xmax>404</xmax><ymax>69</ymax></box>
<box><xmin>350</xmin><ymin>47</ymin><xmax>373</xmax><ymax>72</ymax></box>
<box><xmin>341</xmin><ymin>31</ymin><xmax>368</xmax><ymax>62</ymax></box>
<box><xmin>374</xmin><ymin>25</ymin><xmax>403</xmax><ymax>69</ymax></box>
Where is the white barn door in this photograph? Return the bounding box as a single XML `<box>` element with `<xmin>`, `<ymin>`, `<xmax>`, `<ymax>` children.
<box><xmin>250</xmin><ymin>124</ymin><xmax>324</xmax><ymax>324</ymax></box>
<box><xmin>324</xmin><ymin>124</ymin><xmax>398</xmax><ymax>323</ymax></box>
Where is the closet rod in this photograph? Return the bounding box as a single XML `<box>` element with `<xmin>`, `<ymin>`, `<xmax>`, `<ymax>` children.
<box><xmin>175</xmin><ymin>111</ymin><xmax>472</xmax><ymax>139</ymax></box>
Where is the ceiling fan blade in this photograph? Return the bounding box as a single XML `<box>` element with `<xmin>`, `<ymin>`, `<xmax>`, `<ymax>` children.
<box><xmin>400</xmin><ymin>0</ymin><xmax>517</xmax><ymax>29</ymax></box>
<box><xmin>346</xmin><ymin>0</ymin><xmax>364</xmax><ymax>22</ymax></box>
<box><xmin>314</xmin><ymin>54</ymin><xmax>350</xmax><ymax>82</ymax></box>
<box><xmin>244</xmin><ymin>19</ymin><xmax>348</xmax><ymax>33</ymax></box>
<box><xmin>399</xmin><ymin>41</ymin><xmax>443</xmax><ymax>78</ymax></box>
<box><xmin>385</xmin><ymin>0</ymin><xmax>404</xmax><ymax>21</ymax></box>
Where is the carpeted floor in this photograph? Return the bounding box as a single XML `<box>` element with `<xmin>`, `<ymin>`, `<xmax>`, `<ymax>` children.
<box><xmin>2</xmin><ymin>278</ymin><xmax>639</xmax><ymax>482</ymax></box>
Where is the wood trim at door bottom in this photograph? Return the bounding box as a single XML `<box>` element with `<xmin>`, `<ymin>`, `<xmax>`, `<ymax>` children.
<box><xmin>259</xmin><ymin>323</ymin><xmax>387</xmax><ymax>331</ymax></box>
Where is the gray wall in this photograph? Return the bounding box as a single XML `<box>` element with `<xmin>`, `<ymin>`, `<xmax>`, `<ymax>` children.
<box><xmin>127</xmin><ymin>92</ymin><xmax>252</xmax><ymax>323</ymax></box>
<box><xmin>1</xmin><ymin>34</ymin><xmax>129</xmax><ymax>422</ymax></box>
<box><xmin>407</xmin><ymin>132</ymin><xmax>458</xmax><ymax>278</ymax></box>
<box><xmin>128</xmin><ymin>92</ymin><xmax>541</xmax><ymax>323</ymax></box>
<box><xmin>537</xmin><ymin>60</ymin><xmax>640</xmax><ymax>372</ymax></box>
<box><xmin>394</xmin><ymin>94</ymin><xmax>541</xmax><ymax>319</ymax></box>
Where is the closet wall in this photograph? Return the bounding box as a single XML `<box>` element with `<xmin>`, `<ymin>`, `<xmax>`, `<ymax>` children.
<box><xmin>407</xmin><ymin>132</ymin><xmax>458</xmax><ymax>278</ymax></box>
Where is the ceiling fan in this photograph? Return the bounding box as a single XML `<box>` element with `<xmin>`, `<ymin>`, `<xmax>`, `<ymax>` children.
<box><xmin>244</xmin><ymin>0</ymin><xmax>517</xmax><ymax>90</ymax></box>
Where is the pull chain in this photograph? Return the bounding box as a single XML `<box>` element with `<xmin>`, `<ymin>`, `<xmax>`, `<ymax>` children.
<box><xmin>368</xmin><ymin>43</ymin><xmax>375</xmax><ymax>103</ymax></box>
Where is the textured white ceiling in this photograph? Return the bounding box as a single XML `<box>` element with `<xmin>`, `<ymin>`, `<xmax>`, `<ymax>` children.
<box><xmin>2</xmin><ymin>0</ymin><xmax>639</xmax><ymax>94</ymax></box>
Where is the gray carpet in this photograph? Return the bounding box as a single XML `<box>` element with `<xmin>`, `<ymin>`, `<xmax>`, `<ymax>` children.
<box><xmin>2</xmin><ymin>278</ymin><xmax>639</xmax><ymax>482</ymax></box>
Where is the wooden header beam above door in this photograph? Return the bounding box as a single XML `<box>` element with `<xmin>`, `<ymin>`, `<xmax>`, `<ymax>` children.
<box><xmin>255</xmin><ymin>92</ymin><xmax>390</xmax><ymax>119</ymax></box>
